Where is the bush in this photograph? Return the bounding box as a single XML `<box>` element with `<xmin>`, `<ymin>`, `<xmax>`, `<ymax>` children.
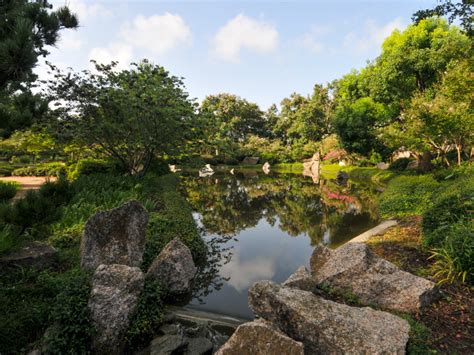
<box><xmin>67</xmin><ymin>158</ymin><xmax>117</xmax><ymax>180</ymax></box>
<box><xmin>141</xmin><ymin>174</ymin><xmax>206</xmax><ymax>270</ymax></box>
<box><xmin>389</xmin><ymin>158</ymin><xmax>412</xmax><ymax>172</ymax></box>
<box><xmin>126</xmin><ymin>280</ymin><xmax>164</xmax><ymax>351</ymax></box>
<box><xmin>0</xmin><ymin>181</ymin><xmax>18</xmax><ymax>201</ymax></box>
<box><xmin>10</xmin><ymin>177</ymin><xmax>72</xmax><ymax>229</ymax></box>
<box><xmin>42</xmin><ymin>270</ymin><xmax>95</xmax><ymax>354</ymax></box>
<box><xmin>422</xmin><ymin>176</ymin><xmax>473</xmax><ymax>247</ymax></box>
<box><xmin>429</xmin><ymin>220</ymin><xmax>473</xmax><ymax>284</ymax></box>
<box><xmin>12</xmin><ymin>162</ymin><xmax>66</xmax><ymax>177</ymax></box>
<box><xmin>379</xmin><ymin>175</ymin><xmax>440</xmax><ymax>218</ymax></box>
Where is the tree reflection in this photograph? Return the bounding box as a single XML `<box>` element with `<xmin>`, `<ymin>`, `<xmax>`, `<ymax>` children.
<box><xmin>179</xmin><ymin>172</ymin><xmax>379</xmax><ymax>247</ymax></box>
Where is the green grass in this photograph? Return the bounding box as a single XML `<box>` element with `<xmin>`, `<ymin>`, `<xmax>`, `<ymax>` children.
<box><xmin>379</xmin><ymin>175</ymin><xmax>440</xmax><ymax>218</ymax></box>
<box><xmin>272</xmin><ymin>162</ymin><xmax>304</xmax><ymax>173</ymax></box>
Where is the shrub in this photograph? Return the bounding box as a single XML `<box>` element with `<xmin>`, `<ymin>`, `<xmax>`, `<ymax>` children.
<box><xmin>67</xmin><ymin>158</ymin><xmax>116</xmax><ymax>180</ymax></box>
<box><xmin>0</xmin><ymin>181</ymin><xmax>18</xmax><ymax>201</ymax></box>
<box><xmin>0</xmin><ymin>178</ymin><xmax>73</xmax><ymax>243</ymax></box>
<box><xmin>126</xmin><ymin>280</ymin><xmax>164</xmax><ymax>351</ymax></box>
<box><xmin>389</xmin><ymin>158</ymin><xmax>412</xmax><ymax>172</ymax></box>
<box><xmin>12</xmin><ymin>162</ymin><xmax>66</xmax><ymax>177</ymax></box>
<box><xmin>429</xmin><ymin>220</ymin><xmax>474</xmax><ymax>284</ymax></box>
<box><xmin>379</xmin><ymin>175</ymin><xmax>440</xmax><ymax>218</ymax></box>
<box><xmin>0</xmin><ymin>224</ymin><xmax>21</xmax><ymax>256</ymax></box>
<box><xmin>141</xmin><ymin>175</ymin><xmax>206</xmax><ymax>270</ymax></box>
<box><xmin>422</xmin><ymin>176</ymin><xmax>474</xmax><ymax>247</ymax></box>
<box><xmin>42</xmin><ymin>270</ymin><xmax>95</xmax><ymax>354</ymax></box>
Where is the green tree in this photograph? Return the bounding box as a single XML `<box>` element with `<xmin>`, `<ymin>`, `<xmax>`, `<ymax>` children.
<box><xmin>413</xmin><ymin>0</ymin><xmax>474</xmax><ymax>36</ymax></box>
<box><xmin>274</xmin><ymin>84</ymin><xmax>333</xmax><ymax>146</ymax></box>
<box><xmin>199</xmin><ymin>93</ymin><xmax>265</xmax><ymax>156</ymax></box>
<box><xmin>47</xmin><ymin>60</ymin><xmax>197</xmax><ymax>176</ymax></box>
<box><xmin>333</xmin><ymin>97</ymin><xmax>389</xmax><ymax>156</ymax></box>
<box><xmin>401</xmin><ymin>59</ymin><xmax>474</xmax><ymax>165</ymax></box>
<box><xmin>0</xmin><ymin>0</ymin><xmax>78</xmax><ymax>137</ymax></box>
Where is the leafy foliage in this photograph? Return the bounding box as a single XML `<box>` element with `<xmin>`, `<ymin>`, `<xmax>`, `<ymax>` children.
<box><xmin>0</xmin><ymin>0</ymin><xmax>78</xmax><ymax>137</ymax></box>
<box><xmin>126</xmin><ymin>280</ymin><xmax>164</xmax><ymax>351</ymax></box>
<box><xmin>47</xmin><ymin>61</ymin><xmax>197</xmax><ymax>176</ymax></box>
<box><xmin>0</xmin><ymin>180</ymin><xmax>18</xmax><ymax>201</ymax></box>
<box><xmin>43</xmin><ymin>270</ymin><xmax>95</xmax><ymax>354</ymax></box>
<box><xmin>413</xmin><ymin>0</ymin><xmax>474</xmax><ymax>36</ymax></box>
<box><xmin>429</xmin><ymin>220</ymin><xmax>473</xmax><ymax>284</ymax></box>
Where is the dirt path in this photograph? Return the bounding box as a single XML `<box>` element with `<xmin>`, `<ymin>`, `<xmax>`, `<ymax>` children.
<box><xmin>0</xmin><ymin>176</ymin><xmax>57</xmax><ymax>200</ymax></box>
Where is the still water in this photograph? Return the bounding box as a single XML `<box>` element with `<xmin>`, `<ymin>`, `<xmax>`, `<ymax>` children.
<box><xmin>179</xmin><ymin>171</ymin><xmax>380</xmax><ymax>319</ymax></box>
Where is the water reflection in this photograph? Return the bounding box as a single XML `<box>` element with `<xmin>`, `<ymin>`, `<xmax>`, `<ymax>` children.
<box><xmin>181</xmin><ymin>171</ymin><xmax>379</xmax><ymax>318</ymax></box>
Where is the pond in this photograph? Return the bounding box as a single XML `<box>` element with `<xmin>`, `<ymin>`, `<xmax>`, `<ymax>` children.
<box><xmin>179</xmin><ymin>170</ymin><xmax>380</xmax><ymax>319</ymax></box>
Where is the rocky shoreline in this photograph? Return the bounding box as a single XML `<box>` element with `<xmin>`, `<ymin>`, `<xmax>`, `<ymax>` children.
<box><xmin>3</xmin><ymin>200</ymin><xmax>440</xmax><ymax>354</ymax></box>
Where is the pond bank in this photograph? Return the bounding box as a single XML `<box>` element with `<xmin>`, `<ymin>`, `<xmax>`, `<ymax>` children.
<box><xmin>365</xmin><ymin>217</ymin><xmax>473</xmax><ymax>353</ymax></box>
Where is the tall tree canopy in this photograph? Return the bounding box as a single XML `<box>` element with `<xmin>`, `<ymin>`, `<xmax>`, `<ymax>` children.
<box><xmin>199</xmin><ymin>93</ymin><xmax>265</xmax><ymax>155</ymax></box>
<box><xmin>0</xmin><ymin>0</ymin><xmax>78</xmax><ymax>138</ymax></box>
<box><xmin>332</xmin><ymin>18</ymin><xmax>471</xmax><ymax>160</ymax></box>
<box><xmin>47</xmin><ymin>61</ymin><xmax>197</xmax><ymax>176</ymax></box>
<box><xmin>272</xmin><ymin>84</ymin><xmax>333</xmax><ymax>146</ymax></box>
<box><xmin>413</xmin><ymin>0</ymin><xmax>474</xmax><ymax>36</ymax></box>
<box><xmin>0</xmin><ymin>0</ymin><xmax>78</xmax><ymax>90</ymax></box>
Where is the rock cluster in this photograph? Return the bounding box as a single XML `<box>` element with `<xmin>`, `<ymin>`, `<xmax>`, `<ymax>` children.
<box><xmin>249</xmin><ymin>281</ymin><xmax>410</xmax><ymax>354</ymax></box>
<box><xmin>218</xmin><ymin>241</ymin><xmax>439</xmax><ymax>354</ymax></box>
<box><xmin>303</xmin><ymin>152</ymin><xmax>321</xmax><ymax>184</ymax></box>
<box><xmin>311</xmin><ymin>242</ymin><xmax>438</xmax><ymax>313</ymax></box>
<box><xmin>80</xmin><ymin>200</ymin><xmax>198</xmax><ymax>354</ymax></box>
<box><xmin>147</xmin><ymin>313</ymin><xmax>232</xmax><ymax>355</ymax></box>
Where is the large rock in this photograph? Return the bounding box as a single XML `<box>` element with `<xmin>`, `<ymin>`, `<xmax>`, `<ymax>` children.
<box><xmin>150</xmin><ymin>334</ymin><xmax>188</xmax><ymax>355</ymax></box>
<box><xmin>249</xmin><ymin>281</ymin><xmax>410</xmax><ymax>354</ymax></box>
<box><xmin>147</xmin><ymin>238</ymin><xmax>197</xmax><ymax>295</ymax></box>
<box><xmin>310</xmin><ymin>242</ymin><xmax>438</xmax><ymax>313</ymax></box>
<box><xmin>281</xmin><ymin>266</ymin><xmax>317</xmax><ymax>292</ymax></box>
<box><xmin>242</xmin><ymin>156</ymin><xmax>259</xmax><ymax>165</ymax></box>
<box><xmin>0</xmin><ymin>241</ymin><xmax>56</xmax><ymax>269</ymax></box>
<box><xmin>216</xmin><ymin>319</ymin><xmax>304</xmax><ymax>355</ymax></box>
<box><xmin>80</xmin><ymin>200</ymin><xmax>148</xmax><ymax>270</ymax></box>
<box><xmin>89</xmin><ymin>264</ymin><xmax>145</xmax><ymax>354</ymax></box>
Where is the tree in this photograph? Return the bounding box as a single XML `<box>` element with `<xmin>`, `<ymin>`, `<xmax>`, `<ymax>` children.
<box><xmin>413</xmin><ymin>0</ymin><xmax>474</xmax><ymax>37</ymax></box>
<box><xmin>199</xmin><ymin>94</ymin><xmax>265</xmax><ymax>156</ymax></box>
<box><xmin>0</xmin><ymin>0</ymin><xmax>78</xmax><ymax>138</ymax></box>
<box><xmin>367</xmin><ymin>18</ymin><xmax>470</xmax><ymax>105</ymax></box>
<box><xmin>0</xmin><ymin>0</ymin><xmax>78</xmax><ymax>90</ymax></box>
<box><xmin>399</xmin><ymin>59</ymin><xmax>474</xmax><ymax>165</ymax></box>
<box><xmin>47</xmin><ymin>61</ymin><xmax>197</xmax><ymax>176</ymax></box>
<box><xmin>333</xmin><ymin>97</ymin><xmax>389</xmax><ymax>156</ymax></box>
<box><xmin>273</xmin><ymin>84</ymin><xmax>333</xmax><ymax>146</ymax></box>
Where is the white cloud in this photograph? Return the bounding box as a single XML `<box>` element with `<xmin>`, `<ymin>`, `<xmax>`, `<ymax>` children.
<box><xmin>343</xmin><ymin>18</ymin><xmax>405</xmax><ymax>54</ymax></box>
<box><xmin>298</xmin><ymin>25</ymin><xmax>331</xmax><ymax>54</ymax></box>
<box><xmin>220</xmin><ymin>252</ymin><xmax>275</xmax><ymax>292</ymax></box>
<box><xmin>88</xmin><ymin>43</ymin><xmax>133</xmax><ymax>70</ymax></box>
<box><xmin>212</xmin><ymin>14</ymin><xmax>278</xmax><ymax>61</ymax></box>
<box><xmin>59</xmin><ymin>0</ymin><xmax>112</xmax><ymax>22</ymax></box>
<box><xmin>120</xmin><ymin>13</ymin><xmax>192</xmax><ymax>55</ymax></box>
<box><xmin>57</xmin><ymin>30</ymin><xmax>84</xmax><ymax>50</ymax></box>
<box><xmin>88</xmin><ymin>12</ymin><xmax>191</xmax><ymax>69</ymax></box>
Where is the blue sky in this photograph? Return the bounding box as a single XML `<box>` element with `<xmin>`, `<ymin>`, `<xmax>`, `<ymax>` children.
<box><xmin>40</xmin><ymin>0</ymin><xmax>438</xmax><ymax>109</ymax></box>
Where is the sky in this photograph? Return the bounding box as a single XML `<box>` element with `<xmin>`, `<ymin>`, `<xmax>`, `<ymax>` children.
<box><xmin>39</xmin><ymin>0</ymin><xmax>438</xmax><ymax>110</ymax></box>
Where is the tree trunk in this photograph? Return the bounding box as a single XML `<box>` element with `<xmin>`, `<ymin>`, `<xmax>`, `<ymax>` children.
<box><xmin>456</xmin><ymin>144</ymin><xmax>462</xmax><ymax>166</ymax></box>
